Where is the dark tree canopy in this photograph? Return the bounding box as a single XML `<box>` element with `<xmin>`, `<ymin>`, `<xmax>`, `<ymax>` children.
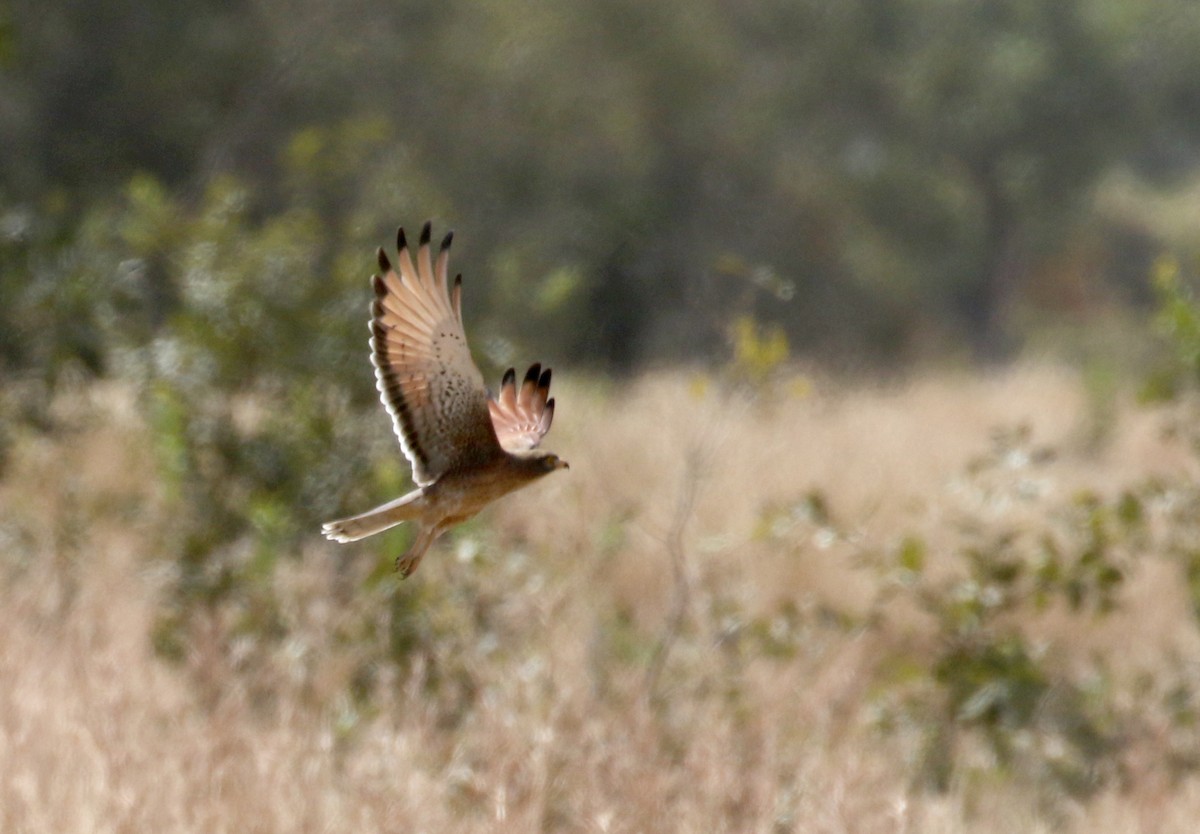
<box><xmin>3</xmin><ymin>0</ymin><xmax>1200</xmax><ymax>374</ymax></box>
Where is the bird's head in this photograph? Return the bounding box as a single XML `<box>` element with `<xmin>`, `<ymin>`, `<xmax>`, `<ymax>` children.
<box><xmin>513</xmin><ymin>449</ymin><xmax>570</xmax><ymax>476</ymax></box>
<box><xmin>540</xmin><ymin>452</ymin><xmax>570</xmax><ymax>473</ymax></box>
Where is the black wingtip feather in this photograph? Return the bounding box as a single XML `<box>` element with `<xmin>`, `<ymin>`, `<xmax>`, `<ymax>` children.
<box><xmin>377</xmin><ymin>248</ymin><xmax>391</xmax><ymax>273</ymax></box>
<box><xmin>502</xmin><ymin>367</ymin><xmax>516</xmax><ymax>387</ymax></box>
<box><xmin>441</xmin><ymin>230</ymin><xmax>454</xmax><ymax>251</ymax></box>
<box><xmin>420</xmin><ymin>221</ymin><xmax>432</xmax><ymax>246</ymax></box>
<box><xmin>523</xmin><ymin>363</ymin><xmax>541</xmax><ymax>384</ymax></box>
<box><xmin>372</xmin><ymin>274</ymin><xmax>387</xmax><ymax>297</ymax></box>
<box><xmin>539</xmin><ymin>367</ymin><xmax>552</xmax><ymax>389</ymax></box>
<box><xmin>396</xmin><ymin>227</ymin><xmax>407</xmax><ymax>253</ymax></box>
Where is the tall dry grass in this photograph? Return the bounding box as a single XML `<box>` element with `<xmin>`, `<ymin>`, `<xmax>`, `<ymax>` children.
<box><xmin>2</xmin><ymin>365</ymin><xmax>1199</xmax><ymax>833</ymax></box>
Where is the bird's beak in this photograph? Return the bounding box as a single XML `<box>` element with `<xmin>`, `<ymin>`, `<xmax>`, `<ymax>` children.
<box><xmin>558</xmin><ymin>459</ymin><xmax>570</xmax><ymax>471</ymax></box>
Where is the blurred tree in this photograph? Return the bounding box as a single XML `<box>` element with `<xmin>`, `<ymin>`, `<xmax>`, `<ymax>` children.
<box><xmin>720</xmin><ymin>0</ymin><xmax>1200</xmax><ymax>357</ymax></box>
<box><xmin>867</xmin><ymin>1</ymin><xmax>1183</xmax><ymax>355</ymax></box>
<box><xmin>4</xmin><ymin>0</ymin><xmax>1200</xmax><ymax>375</ymax></box>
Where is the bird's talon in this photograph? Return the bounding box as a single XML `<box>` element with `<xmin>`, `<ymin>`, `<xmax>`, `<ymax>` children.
<box><xmin>395</xmin><ymin>553</ymin><xmax>418</xmax><ymax>578</ymax></box>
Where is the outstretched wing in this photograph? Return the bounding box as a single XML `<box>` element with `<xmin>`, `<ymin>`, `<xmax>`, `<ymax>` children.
<box><xmin>370</xmin><ymin>221</ymin><xmax>503</xmax><ymax>485</ymax></box>
<box><xmin>488</xmin><ymin>364</ymin><xmax>556</xmax><ymax>453</ymax></box>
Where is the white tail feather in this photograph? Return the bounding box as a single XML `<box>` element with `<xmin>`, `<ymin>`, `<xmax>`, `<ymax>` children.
<box><xmin>321</xmin><ymin>487</ymin><xmax>424</xmax><ymax>542</ymax></box>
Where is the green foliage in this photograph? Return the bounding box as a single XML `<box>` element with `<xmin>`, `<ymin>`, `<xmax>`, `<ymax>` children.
<box><xmin>864</xmin><ymin>425</ymin><xmax>1192</xmax><ymax>799</ymax></box>
<box><xmin>6</xmin><ymin>0</ymin><xmax>1200</xmax><ymax>370</ymax></box>
<box><xmin>1140</xmin><ymin>252</ymin><xmax>1200</xmax><ymax>621</ymax></box>
<box><xmin>1144</xmin><ymin>254</ymin><xmax>1200</xmax><ymax>401</ymax></box>
<box><xmin>18</xmin><ymin>167</ymin><xmax>459</xmax><ymax>697</ymax></box>
<box><xmin>729</xmin><ymin>315</ymin><xmax>790</xmax><ymax>386</ymax></box>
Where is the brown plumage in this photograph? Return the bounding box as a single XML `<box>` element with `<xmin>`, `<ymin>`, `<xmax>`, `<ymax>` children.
<box><xmin>322</xmin><ymin>222</ymin><xmax>568</xmax><ymax>577</ymax></box>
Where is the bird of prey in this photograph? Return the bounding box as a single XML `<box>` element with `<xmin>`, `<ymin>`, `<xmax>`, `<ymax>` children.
<box><xmin>322</xmin><ymin>221</ymin><xmax>568</xmax><ymax>577</ymax></box>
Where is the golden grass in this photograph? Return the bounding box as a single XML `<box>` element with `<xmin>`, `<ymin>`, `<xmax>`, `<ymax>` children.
<box><xmin>2</xmin><ymin>365</ymin><xmax>1199</xmax><ymax>832</ymax></box>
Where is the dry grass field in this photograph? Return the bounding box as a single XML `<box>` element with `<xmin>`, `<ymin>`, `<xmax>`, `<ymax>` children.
<box><xmin>3</xmin><ymin>364</ymin><xmax>1200</xmax><ymax>833</ymax></box>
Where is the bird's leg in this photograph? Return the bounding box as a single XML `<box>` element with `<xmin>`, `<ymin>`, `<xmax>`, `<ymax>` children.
<box><xmin>395</xmin><ymin>550</ymin><xmax>422</xmax><ymax>578</ymax></box>
<box><xmin>395</xmin><ymin>525</ymin><xmax>440</xmax><ymax>578</ymax></box>
<box><xmin>395</xmin><ymin>545</ymin><xmax>425</xmax><ymax>578</ymax></box>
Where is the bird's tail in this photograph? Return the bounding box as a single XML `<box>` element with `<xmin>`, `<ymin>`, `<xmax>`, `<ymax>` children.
<box><xmin>321</xmin><ymin>487</ymin><xmax>424</xmax><ymax>542</ymax></box>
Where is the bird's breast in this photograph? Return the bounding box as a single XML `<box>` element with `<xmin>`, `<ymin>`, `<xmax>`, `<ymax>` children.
<box><xmin>426</xmin><ymin>462</ymin><xmax>540</xmax><ymax>522</ymax></box>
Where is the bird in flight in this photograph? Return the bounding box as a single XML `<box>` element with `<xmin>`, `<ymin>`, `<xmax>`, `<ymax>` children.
<box><xmin>322</xmin><ymin>221</ymin><xmax>568</xmax><ymax>577</ymax></box>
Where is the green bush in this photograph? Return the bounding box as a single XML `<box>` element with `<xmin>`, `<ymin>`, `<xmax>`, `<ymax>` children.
<box><xmin>866</xmin><ymin>426</ymin><xmax>1130</xmax><ymax>796</ymax></box>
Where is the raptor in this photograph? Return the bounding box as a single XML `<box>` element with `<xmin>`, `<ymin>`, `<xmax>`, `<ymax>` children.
<box><xmin>322</xmin><ymin>222</ymin><xmax>568</xmax><ymax>577</ymax></box>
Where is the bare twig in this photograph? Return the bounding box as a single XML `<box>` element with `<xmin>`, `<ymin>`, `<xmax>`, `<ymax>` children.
<box><xmin>643</xmin><ymin>445</ymin><xmax>708</xmax><ymax>703</ymax></box>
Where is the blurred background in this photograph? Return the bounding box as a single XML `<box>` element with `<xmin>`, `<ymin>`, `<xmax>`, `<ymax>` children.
<box><xmin>6</xmin><ymin>1</ymin><xmax>1200</xmax><ymax>830</ymax></box>
<box><xmin>6</xmin><ymin>0</ymin><xmax>1200</xmax><ymax>376</ymax></box>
